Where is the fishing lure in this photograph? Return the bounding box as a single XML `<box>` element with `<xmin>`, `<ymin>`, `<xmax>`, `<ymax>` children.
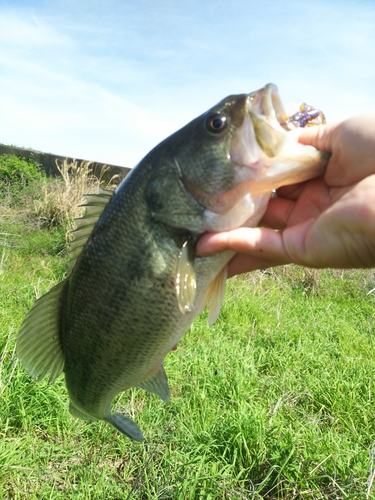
<box><xmin>284</xmin><ymin>103</ymin><xmax>326</xmax><ymax>129</ymax></box>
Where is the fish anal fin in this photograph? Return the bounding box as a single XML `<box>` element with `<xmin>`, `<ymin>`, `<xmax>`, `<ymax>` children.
<box><xmin>108</xmin><ymin>414</ymin><xmax>144</xmax><ymax>441</ymax></box>
<box><xmin>17</xmin><ymin>281</ymin><xmax>65</xmax><ymax>383</ymax></box>
<box><xmin>204</xmin><ymin>265</ymin><xmax>228</xmax><ymax>326</ymax></box>
<box><xmin>175</xmin><ymin>239</ymin><xmax>196</xmax><ymax>314</ymax></box>
<box><xmin>137</xmin><ymin>365</ymin><xmax>170</xmax><ymax>402</ymax></box>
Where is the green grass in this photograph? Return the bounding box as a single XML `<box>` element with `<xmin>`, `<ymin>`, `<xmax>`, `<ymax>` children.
<box><xmin>1</xmin><ymin>160</ymin><xmax>375</xmax><ymax>498</ymax></box>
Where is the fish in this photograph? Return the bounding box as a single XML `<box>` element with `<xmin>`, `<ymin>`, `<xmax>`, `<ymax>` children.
<box><xmin>17</xmin><ymin>83</ymin><xmax>329</xmax><ymax>441</ymax></box>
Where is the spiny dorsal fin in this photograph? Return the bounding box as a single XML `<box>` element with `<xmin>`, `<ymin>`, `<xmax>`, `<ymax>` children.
<box><xmin>203</xmin><ymin>265</ymin><xmax>228</xmax><ymax>326</ymax></box>
<box><xmin>17</xmin><ymin>281</ymin><xmax>66</xmax><ymax>383</ymax></box>
<box><xmin>67</xmin><ymin>188</ymin><xmax>114</xmax><ymax>276</ymax></box>
<box><xmin>137</xmin><ymin>365</ymin><xmax>170</xmax><ymax>402</ymax></box>
<box><xmin>175</xmin><ymin>239</ymin><xmax>196</xmax><ymax>314</ymax></box>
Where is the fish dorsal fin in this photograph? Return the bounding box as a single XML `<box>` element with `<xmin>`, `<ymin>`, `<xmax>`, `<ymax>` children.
<box><xmin>203</xmin><ymin>265</ymin><xmax>228</xmax><ymax>326</ymax></box>
<box><xmin>67</xmin><ymin>188</ymin><xmax>114</xmax><ymax>276</ymax></box>
<box><xmin>137</xmin><ymin>365</ymin><xmax>170</xmax><ymax>402</ymax></box>
<box><xmin>17</xmin><ymin>281</ymin><xmax>66</xmax><ymax>383</ymax></box>
<box><xmin>175</xmin><ymin>239</ymin><xmax>197</xmax><ymax>314</ymax></box>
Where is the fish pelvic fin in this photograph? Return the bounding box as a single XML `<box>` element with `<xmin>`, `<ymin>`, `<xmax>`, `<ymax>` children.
<box><xmin>67</xmin><ymin>188</ymin><xmax>114</xmax><ymax>276</ymax></box>
<box><xmin>137</xmin><ymin>365</ymin><xmax>170</xmax><ymax>402</ymax></box>
<box><xmin>108</xmin><ymin>414</ymin><xmax>145</xmax><ymax>442</ymax></box>
<box><xmin>17</xmin><ymin>281</ymin><xmax>65</xmax><ymax>383</ymax></box>
<box><xmin>204</xmin><ymin>265</ymin><xmax>228</xmax><ymax>326</ymax></box>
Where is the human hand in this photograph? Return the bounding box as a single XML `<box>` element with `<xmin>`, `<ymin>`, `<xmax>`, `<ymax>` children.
<box><xmin>197</xmin><ymin>114</ymin><xmax>375</xmax><ymax>276</ymax></box>
<box><xmin>299</xmin><ymin>113</ymin><xmax>375</xmax><ymax>185</ymax></box>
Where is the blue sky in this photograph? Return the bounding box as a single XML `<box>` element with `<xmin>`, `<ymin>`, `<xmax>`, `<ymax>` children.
<box><xmin>0</xmin><ymin>0</ymin><xmax>374</xmax><ymax>167</ymax></box>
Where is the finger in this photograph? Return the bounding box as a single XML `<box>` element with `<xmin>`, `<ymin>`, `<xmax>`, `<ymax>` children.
<box><xmin>298</xmin><ymin>124</ymin><xmax>335</xmax><ymax>153</ymax></box>
<box><xmin>197</xmin><ymin>227</ymin><xmax>291</xmax><ymax>263</ymax></box>
<box><xmin>298</xmin><ymin>116</ymin><xmax>375</xmax><ymax>186</ymax></box>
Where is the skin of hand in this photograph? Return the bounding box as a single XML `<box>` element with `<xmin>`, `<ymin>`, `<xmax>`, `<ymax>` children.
<box><xmin>197</xmin><ymin>114</ymin><xmax>375</xmax><ymax>277</ymax></box>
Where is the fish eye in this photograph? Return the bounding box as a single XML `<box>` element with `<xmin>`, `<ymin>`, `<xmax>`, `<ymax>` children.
<box><xmin>205</xmin><ymin>113</ymin><xmax>228</xmax><ymax>134</ymax></box>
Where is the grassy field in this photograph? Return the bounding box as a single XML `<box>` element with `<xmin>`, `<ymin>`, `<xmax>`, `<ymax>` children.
<box><xmin>1</xmin><ymin>155</ymin><xmax>375</xmax><ymax>498</ymax></box>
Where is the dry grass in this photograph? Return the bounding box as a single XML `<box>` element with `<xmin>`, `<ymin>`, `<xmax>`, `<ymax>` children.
<box><xmin>34</xmin><ymin>158</ymin><xmax>120</xmax><ymax>230</ymax></box>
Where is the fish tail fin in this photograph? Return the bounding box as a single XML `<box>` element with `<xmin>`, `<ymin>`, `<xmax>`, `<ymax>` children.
<box><xmin>70</xmin><ymin>402</ymin><xmax>144</xmax><ymax>442</ymax></box>
<box><xmin>17</xmin><ymin>281</ymin><xmax>66</xmax><ymax>383</ymax></box>
<box><xmin>107</xmin><ymin>414</ymin><xmax>145</xmax><ymax>442</ymax></box>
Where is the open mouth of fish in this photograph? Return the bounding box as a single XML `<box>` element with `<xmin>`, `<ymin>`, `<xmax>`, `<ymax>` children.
<box><xmin>231</xmin><ymin>82</ymin><xmax>326</xmax><ymax>166</ymax></box>
<box><xmin>247</xmin><ymin>82</ymin><xmax>326</xmax><ymax>135</ymax></box>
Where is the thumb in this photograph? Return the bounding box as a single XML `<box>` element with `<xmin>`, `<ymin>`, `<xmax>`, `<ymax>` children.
<box><xmin>298</xmin><ymin>123</ymin><xmax>336</xmax><ymax>153</ymax></box>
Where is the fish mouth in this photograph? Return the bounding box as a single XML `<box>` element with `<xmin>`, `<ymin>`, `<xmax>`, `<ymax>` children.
<box><xmin>229</xmin><ymin>83</ymin><xmax>291</xmax><ymax>171</ymax></box>
<box><xmin>242</xmin><ymin>83</ymin><xmax>330</xmax><ymax>195</ymax></box>
<box><xmin>244</xmin><ymin>83</ymin><xmax>326</xmax><ymax>157</ymax></box>
<box><xmin>231</xmin><ymin>82</ymin><xmax>328</xmax><ymax>179</ymax></box>
<box><xmin>246</xmin><ymin>83</ymin><xmax>290</xmax><ymax>158</ymax></box>
<box><xmin>248</xmin><ymin>83</ymin><xmax>288</xmax><ymax>132</ymax></box>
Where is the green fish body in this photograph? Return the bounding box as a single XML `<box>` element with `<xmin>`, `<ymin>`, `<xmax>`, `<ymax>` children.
<box><xmin>17</xmin><ymin>84</ymin><xmax>329</xmax><ymax>441</ymax></box>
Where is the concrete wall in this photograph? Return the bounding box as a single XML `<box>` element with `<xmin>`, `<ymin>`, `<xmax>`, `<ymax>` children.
<box><xmin>0</xmin><ymin>143</ymin><xmax>131</xmax><ymax>183</ymax></box>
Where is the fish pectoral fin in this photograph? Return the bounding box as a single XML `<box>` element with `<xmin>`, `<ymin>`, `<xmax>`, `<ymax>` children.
<box><xmin>16</xmin><ymin>281</ymin><xmax>65</xmax><ymax>383</ymax></box>
<box><xmin>203</xmin><ymin>266</ymin><xmax>228</xmax><ymax>326</ymax></box>
<box><xmin>137</xmin><ymin>365</ymin><xmax>170</xmax><ymax>402</ymax></box>
<box><xmin>108</xmin><ymin>414</ymin><xmax>144</xmax><ymax>442</ymax></box>
<box><xmin>175</xmin><ymin>239</ymin><xmax>197</xmax><ymax>314</ymax></box>
<box><xmin>69</xmin><ymin>401</ymin><xmax>97</xmax><ymax>421</ymax></box>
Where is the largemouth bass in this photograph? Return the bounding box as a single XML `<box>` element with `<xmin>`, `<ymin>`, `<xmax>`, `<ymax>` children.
<box><xmin>17</xmin><ymin>84</ymin><xmax>329</xmax><ymax>441</ymax></box>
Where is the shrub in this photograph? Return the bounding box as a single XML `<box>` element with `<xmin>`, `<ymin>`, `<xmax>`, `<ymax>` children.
<box><xmin>0</xmin><ymin>154</ymin><xmax>43</xmax><ymax>185</ymax></box>
<box><xmin>0</xmin><ymin>154</ymin><xmax>44</xmax><ymax>206</ymax></box>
